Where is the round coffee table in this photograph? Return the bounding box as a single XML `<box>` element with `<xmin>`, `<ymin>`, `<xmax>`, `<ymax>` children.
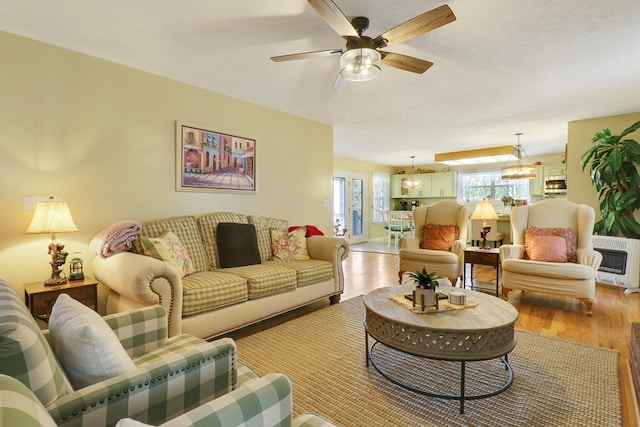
<box><xmin>364</xmin><ymin>284</ymin><xmax>518</xmax><ymax>413</ymax></box>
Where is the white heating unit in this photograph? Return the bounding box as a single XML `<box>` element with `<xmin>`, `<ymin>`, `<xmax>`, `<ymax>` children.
<box><xmin>592</xmin><ymin>235</ymin><xmax>640</xmax><ymax>294</ymax></box>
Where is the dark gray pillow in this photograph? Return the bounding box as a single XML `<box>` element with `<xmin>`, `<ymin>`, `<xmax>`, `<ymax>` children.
<box><xmin>216</xmin><ymin>223</ymin><xmax>262</xmax><ymax>268</ymax></box>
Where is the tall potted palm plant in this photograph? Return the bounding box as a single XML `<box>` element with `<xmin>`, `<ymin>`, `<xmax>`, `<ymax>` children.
<box><xmin>580</xmin><ymin>120</ymin><xmax>640</xmax><ymax>238</ymax></box>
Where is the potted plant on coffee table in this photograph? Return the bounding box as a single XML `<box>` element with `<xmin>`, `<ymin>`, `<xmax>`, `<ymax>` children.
<box><xmin>407</xmin><ymin>267</ymin><xmax>439</xmax><ymax>311</ymax></box>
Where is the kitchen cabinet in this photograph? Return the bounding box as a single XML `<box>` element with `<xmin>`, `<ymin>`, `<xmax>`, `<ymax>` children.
<box><xmin>391</xmin><ymin>171</ymin><xmax>456</xmax><ymax>199</ymax></box>
<box><xmin>530</xmin><ymin>164</ymin><xmax>564</xmax><ymax>196</ymax></box>
<box><xmin>431</xmin><ymin>171</ymin><xmax>456</xmax><ymax>197</ymax></box>
<box><xmin>544</xmin><ymin>164</ymin><xmax>565</xmax><ymax>177</ymax></box>
<box><xmin>530</xmin><ymin>166</ymin><xmax>545</xmax><ymax>196</ymax></box>
<box><xmin>390</xmin><ymin>174</ymin><xmax>403</xmax><ymax>198</ymax></box>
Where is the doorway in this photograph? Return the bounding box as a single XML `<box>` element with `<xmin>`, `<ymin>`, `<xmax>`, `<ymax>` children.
<box><xmin>333</xmin><ymin>171</ymin><xmax>367</xmax><ymax>244</ymax></box>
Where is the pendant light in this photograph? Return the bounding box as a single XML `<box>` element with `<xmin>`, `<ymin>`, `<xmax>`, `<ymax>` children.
<box><xmin>402</xmin><ymin>156</ymin><xmax>422</xmax><ymax>190</ymax></box>
<box><xmin>501</xmin><ymin>133</ymin><xmax>536</xmax><ymax>180</ymax></box>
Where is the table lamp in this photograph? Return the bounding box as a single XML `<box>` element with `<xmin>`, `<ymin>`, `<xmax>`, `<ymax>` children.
<box><xmin>471</xmin><ymin>200</ymin><xmax>498</xmax><ymax>250</ymax></box>
<box><xmin>25</xmin><ymin>197</ymin><xmax>78</xmax><ymax>285</ymax></box>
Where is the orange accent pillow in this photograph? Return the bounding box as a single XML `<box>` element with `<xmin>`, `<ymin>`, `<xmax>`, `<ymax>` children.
<box><xmin>420</xmin><ymin>224</ymin><xmax>459</xmax><ymax>251</ymax></box>
<box><xmin>524</xmin><ymin>227</ymin><xmax>577</xmax><ymax>263</ymax></box>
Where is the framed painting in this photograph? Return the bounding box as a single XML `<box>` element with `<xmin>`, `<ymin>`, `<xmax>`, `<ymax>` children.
<box><xmin>175</xmin><ymin>121</ymin><xmax>256</xmax><ymax>194</ymax></box>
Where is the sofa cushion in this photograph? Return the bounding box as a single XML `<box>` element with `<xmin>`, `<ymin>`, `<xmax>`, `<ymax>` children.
<box><xmin>181</xmin><ymin>271</ymin><xmax>248</xmax><ymax>316</ymax></box>
<box><xmin>0</xmin><ymin>280</ymin><xmax>72</xmax><ymax>406</ymax></box>
<box><xmin>266</xmin><ymin>259</ymin><xmax>334</xmax><ymax>287</ymax></box>
<box><xmin>49</xmin><ymin>294</ymin><xmax>137</xmax><ymax>389</ymax></box>
<box><xmin>140</xmin><ymin>230</ymin><xmax>195</xmax><ymax>277</ymax></box>
<box><xmin>0</xmin><ymin>374</ymin><xmax>57</xmax><ymax>427</ymax></box>
<box><xmin>502</xmin><ymin>258</ymin><xmax>596</xmax><ymax>280</ymax></box>
<box><xmin>216</xmin><ymin>223</ymin><xmax>262</xmax><ymax>268</ymax></box>
<box><xmin>217</xmin><ymin>264</ymin><xmax>297</xmax><ymax>299</ymax></box>
<box><xmin>135</xmin><ymin>216</ymin><xmax>210</xmax><ymax>273</ymax></box>
<box><xmin>249</xmin><ymin>215</ymin><xmax>289</xmax><ymax>262</ymax></box>
<box><xmin>524</xmin><ymin>227</ymin><xmax>577</xmax><ymax>263</ymax></box>
<box><xmin>525</xmin><ymin>234</ymin><xmax>568</xmax><ymax>262</ymax></box>
<box><xmin>198</xmin><ymin>212</ymin><xmax>250</xmax><ymax>270</ymax></box>
<box><xmin>271</xmin><ymin>227</ymin><xmax>310</xmax><ymax>261</ymax></box>
<box><xmin>420</xmin><ymin>223</ymin><xmax>459</xmax><ymax>251</ymax></box>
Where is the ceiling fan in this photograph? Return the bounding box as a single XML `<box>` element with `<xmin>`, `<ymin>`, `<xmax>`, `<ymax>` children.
<box><xmin>271</xmin><ymin>0</ymin><xmax>456</xmax><ymax>86</ymax></box>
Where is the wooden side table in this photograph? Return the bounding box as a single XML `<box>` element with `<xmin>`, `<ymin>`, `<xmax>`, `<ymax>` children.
<box><xmin>24</xmin><ymin>277</ymin><xmax>99</xmax><ymax>323</ymax></box>
<box><xmin>463</xmin><ymin>247</ymin><xmax>500</xmax><ymax>297</ymax></box>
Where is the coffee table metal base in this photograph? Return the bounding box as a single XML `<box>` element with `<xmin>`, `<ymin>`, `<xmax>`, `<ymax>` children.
<box><xmin>365</xmin><ymin>334</ymin><xmax>514</xmax><ymax>414</ymax></box>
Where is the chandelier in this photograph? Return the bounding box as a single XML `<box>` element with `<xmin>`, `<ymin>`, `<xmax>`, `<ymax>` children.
<box><xmin>402</xmin><ymin>156</ymin><xmax>422</xmax><ymax>190</ymax></box>
<box><xmin>501</xmin><ymin>133</ymin><xmax>536</xmax><ymax>180</ymax></box>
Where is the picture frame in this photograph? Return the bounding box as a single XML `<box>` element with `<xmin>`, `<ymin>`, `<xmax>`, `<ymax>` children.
<box><xmin>175</xmin><ymin>121</ymin><xmax>256</xmax><ymax>194</ymax></box>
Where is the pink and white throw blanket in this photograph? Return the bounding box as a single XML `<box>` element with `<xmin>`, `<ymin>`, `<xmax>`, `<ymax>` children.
<box><xmin>90</xmin><ymin>220</ymin><xmax>142</xmax><ymax>258</ymax></box>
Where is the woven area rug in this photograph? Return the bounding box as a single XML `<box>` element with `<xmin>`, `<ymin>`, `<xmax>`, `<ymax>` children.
<box><xmin>235</xmin><ymin>296</ymin><xmax>622</xmax><ymax>427</ymax></box>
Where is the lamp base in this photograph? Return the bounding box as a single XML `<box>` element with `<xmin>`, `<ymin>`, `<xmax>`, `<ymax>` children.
<box><xmin>45</xmin><ymin>242</ymin><xmax>69</xmax><ymax>286</ymax></box>
<box><xmin>479</xmin><ymin>226</ymin><xmax>492</xmax><ymax>250</ymax></box>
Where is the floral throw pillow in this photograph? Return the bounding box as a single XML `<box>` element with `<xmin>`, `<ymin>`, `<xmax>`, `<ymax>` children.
<box><xmin>271</xmin><ymin>226</ymin><xmax>310</xmax><ymax>261</ymax></box>
<box><xmin>420</xmin><ymin>224</ymin><xmax>459</xmax><ymax>251</ymax></box>
<box><xmin>524</xmin><ymin>227</ymin><xmax>577</xmax><ymax>263</ymax></box>
<box><xmin>140</xmin><ymin>230</ymin><xmax>195</xmax><ymax>277</ymax></box>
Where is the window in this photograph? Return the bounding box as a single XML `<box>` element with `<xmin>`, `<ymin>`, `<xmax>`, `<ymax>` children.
<box><xmin>457</xmin><ymin>170</ymin><xmax>530</xmax><ymax>203</ymax></box>
<box><xmin>372</xmin><ymin>172</ymin><xmax>390</xmax><ymax>223</ymax></box>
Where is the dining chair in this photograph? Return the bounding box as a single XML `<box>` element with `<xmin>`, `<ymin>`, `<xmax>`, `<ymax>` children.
<box><xmin>385</xmin><ymin>211</ymin><xmax>414</xmax><ymax>247</ymax></box>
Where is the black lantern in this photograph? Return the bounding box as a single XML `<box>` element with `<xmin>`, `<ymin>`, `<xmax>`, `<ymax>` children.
<box><xmin>69</xmin><ymin>253</ymin><xmax>84</xmax><ymax>281</ymax></box>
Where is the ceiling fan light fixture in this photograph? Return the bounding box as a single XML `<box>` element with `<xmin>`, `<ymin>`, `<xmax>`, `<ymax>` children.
<box><xmin>339</xmin><ymin>48</ymin><xmax>381</xmax><ymax>82</ymax></box>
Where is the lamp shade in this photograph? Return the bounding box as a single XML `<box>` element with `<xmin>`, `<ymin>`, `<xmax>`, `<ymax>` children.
<box><xmin>339</xmin><ymin>48</ymin><xmax>381</xmax><ymax>82</ymax></box>
<box><xmin>26</xmin><ymin>199</ymin><xmax>78</xmax><ymax>234</ymax></box>
<box><xmin>470</xmin><ymin>200</ymin><xmax>498</xmax><ymax>221</ymax></box>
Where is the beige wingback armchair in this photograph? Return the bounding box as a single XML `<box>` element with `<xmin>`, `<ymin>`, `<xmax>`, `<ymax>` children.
<box><xmin>398</xmin><ymin>201</ymin><xmax>469</xmax><ymax>285</ymax></box>
<box><xmin>500</xmin><ymin>199</ymin><xmax>602</xmax><ymax>315</ymax></box>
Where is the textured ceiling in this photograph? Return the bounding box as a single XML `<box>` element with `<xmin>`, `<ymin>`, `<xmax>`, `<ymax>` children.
<box><xmin>1</xmin><ymin>0</ymin><xmax>639</xmax><ymax>167</ymax></box>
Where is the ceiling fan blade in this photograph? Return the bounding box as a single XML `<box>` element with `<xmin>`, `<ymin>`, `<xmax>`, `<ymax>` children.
<box><xmin>373</xmin><ymin>5</ymin><xmax>456</xmax><ymax>47</ymax></box>
<box><xmin>380</xmin><ymin>51</ymin><xmax>433</xmax><ymax>74</ymax></box>
<box><xmin>271</xmin><ymin>49</ymin><xmax>342</xmax><ymax>62</ymax></box>
<box><xmin>308</xmin><ymin>0</ymin><xmax>359</xmax><ymax>38</ymax></box>
<box><xmin>333</xmin><ymin>73</ymin><xmax>345</xmax><ymax>89</ymax></box>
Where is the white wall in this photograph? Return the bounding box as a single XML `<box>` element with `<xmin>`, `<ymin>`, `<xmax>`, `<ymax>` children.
<box><xmin>0</xmin><ymin>31</ymin><xmax>334</xmax><ymax>294</ymax></box>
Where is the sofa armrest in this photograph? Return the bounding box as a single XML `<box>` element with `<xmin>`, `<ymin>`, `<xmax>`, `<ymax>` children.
<box><xmin>93</xmin><ymin>252</ymin><xmax>184</xmax><ymax>336</ymax></box>
<box><xmin>48</xmin><ymin>337</ymin><xmax>237</xmax><ymax>427</ymax></box>
<box><xmin>451</xmin><ymin>239</ymin><xmax>466</xmax><ymax>257</ymax></box>
<box><xmin>159</xmin><ymin>373</ymin><xmax>292</xmax><ymax>427</ymax></box>
<box><xmin>499</xmin><ymin>244</ymin><xmax>525</xmax><ymax>262</ymax></box>
<box><xmin>577</xmin><ymin>248</ymin><xmax>603</xmax><ymax>270</ymax></box>
<box><xmin>398</xmin><ymin>237</ymin><xmax>420</xmax><ymax>249</ymax></box>
<box><xmin>306</xmin><ymin>236</ymin><xmax>349</xmax><ymax>292</ymax></box>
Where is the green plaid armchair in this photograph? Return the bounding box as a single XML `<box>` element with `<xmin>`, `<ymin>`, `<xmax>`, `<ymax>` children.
<box><xmin>0</xmin><ymin>373</ymin><xmax>337</xmax><ymax>427</ymax></box>
<box><xmin>0</xmin><ymin>280</ymin><xmax>338</xmax><ymax>427</ymax></box>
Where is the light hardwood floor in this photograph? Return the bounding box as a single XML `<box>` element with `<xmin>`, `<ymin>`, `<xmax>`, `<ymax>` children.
<box><xmin>229</xmin><ymin>249</ymin><xmax>640</xmax><ymax>426</ymax></box>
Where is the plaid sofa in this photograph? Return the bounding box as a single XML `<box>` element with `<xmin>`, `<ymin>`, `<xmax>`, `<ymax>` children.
<box><xmin>93</xmin><ymin>213</ymin><xmax>350</xmax><ymax>339</ymax></box>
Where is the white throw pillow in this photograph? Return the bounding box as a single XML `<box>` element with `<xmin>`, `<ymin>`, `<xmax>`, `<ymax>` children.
<box><xmin>48</xmin><ymin>294</ymin><xmax>136</xmax><ymax>389</ymax></box>
<box><xmin>115</xmin><ymin>418</ymin><xmax>153</xmax><ymax>427</ymax></box>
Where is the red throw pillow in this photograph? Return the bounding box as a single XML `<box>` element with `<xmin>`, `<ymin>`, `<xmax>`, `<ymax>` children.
<box><xmin>420</xmin><ymin>224</ymin><xmax>459</xmax><ymax>251</ymax></box>
<box><xmin>524</xmin><ymin>227</ymin><xmax>577</xmax><ymax>263</ymax></box>
<box><xmin>288</xmin><ymin>225</ymin><xmax>325</xmax><ymax>237</ymax></box>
